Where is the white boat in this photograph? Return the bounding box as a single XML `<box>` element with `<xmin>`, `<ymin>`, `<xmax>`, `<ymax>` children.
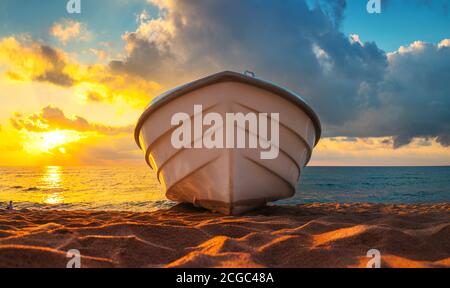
<box><xmin>135</xmin><ymin>71</ymin><xmax>321</xmax><ymax>215</ymax></box>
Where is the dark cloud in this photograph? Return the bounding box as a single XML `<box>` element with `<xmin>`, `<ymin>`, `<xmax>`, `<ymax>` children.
<box><xmin>31</xmin><ymin>44</ymin><xmax>75</xmax><ymax>87</ymax></box>
<box><xmin>0</xmin><ymin>38</ymin><xmax>75</xmax><ymax>87</ymax></box>
<box><xmin>111</xmin><ymin>0</ymin><xmax>388</xmax><ymax>128</ymax></box>
<box><xmin>108</xmin><ymin>0</ymin><xmax>450</xmax><ymax>148</ymax></box>
<box><xmin>0</xmin><ymin>36</ymin><xmax>160</xmax><ymax>107</ymax></box>
<box><xmin>11</xmin><ymin>106</ymin><xmax>132</xmax><ymax>135</ymax></box>
<box><xmin>109</xmin><ymin>33</ymin><xmax>174</xmax><ymax>78</ymax></box>
<box><xmin>381</xmin><ymin>138</ymin><xmax>393</xmax><ymax>146</ymax></box>
<box><xmin>335</xmin><ymin>41</ymin><xmax>450</xmax><ymax>147</ymax></box>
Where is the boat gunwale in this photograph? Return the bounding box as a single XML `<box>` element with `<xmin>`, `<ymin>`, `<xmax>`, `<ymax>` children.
<box><xmin>134</xmin><ymin>70</ymin><xmax>322</xmax><ymax>149</ymax></box>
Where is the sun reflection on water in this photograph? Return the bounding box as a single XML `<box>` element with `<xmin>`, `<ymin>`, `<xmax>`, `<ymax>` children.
<box><xmin>44</xmin><ymin>193</ymin><xmax>63</xmax><ymax>205</ymax></box>
<box><xmin>41</xmin><ymin>166</ymin><xmax>64</xmax><ymax>205</ymax></box>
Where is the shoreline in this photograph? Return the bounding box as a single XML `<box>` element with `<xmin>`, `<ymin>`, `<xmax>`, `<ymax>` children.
<box><xmin>0</xmin><ymin>203</ymin><xmax>449</xmax><ymax>268</ymax></box>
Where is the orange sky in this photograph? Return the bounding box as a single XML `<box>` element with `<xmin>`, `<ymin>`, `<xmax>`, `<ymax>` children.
<box><xmin>0</xmin><ymin>35</ymin><xmax>449</xmax><ymax>167</ymax></box>
<box><xmin>0</xmin><ymin>2</ymin><xmax>449</xmax><ymax>167</ymax></box>
<box><xmin>1</xmin><ymin>54</ymin><xmax>449</xmax><ymax>167</ymax></box>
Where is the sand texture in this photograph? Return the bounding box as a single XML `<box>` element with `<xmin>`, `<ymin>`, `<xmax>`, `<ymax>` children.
<box><xmin>0</xmin><ymin>203</ymin><xmax>449</xmax><ymax>268</ymax></box>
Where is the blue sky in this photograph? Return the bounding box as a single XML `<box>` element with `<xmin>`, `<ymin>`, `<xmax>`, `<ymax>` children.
<box><xmin>343</xmin><ymin>0</ymin><xmax>450</xmax><ymax>52</ymax></box>
<box><xmin>0</xmin><ymin>0</ymin><xmax>449</xmax><ymax>54</ymax></box>
<box><xmin>0</xmin><ymin>0</ymin><xmax>150</xmax><ymax>36</ymax></box>
<box><xmin>0</xmin><ymin>0</ymin><xmax>157</xmax><ymax>59</ymax></box>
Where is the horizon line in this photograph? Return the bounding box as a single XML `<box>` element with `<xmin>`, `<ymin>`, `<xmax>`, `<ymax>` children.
<box><xmin>0</xmin><ymin>164</ymin><xmax>449</xmax><ymax>168</ymax></box>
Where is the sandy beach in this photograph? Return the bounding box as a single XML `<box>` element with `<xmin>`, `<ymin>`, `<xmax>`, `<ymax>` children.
<box><xmin>0</xmin><ymin>203</ymin><xmax>449</xmax><ymax>268</ymax></box>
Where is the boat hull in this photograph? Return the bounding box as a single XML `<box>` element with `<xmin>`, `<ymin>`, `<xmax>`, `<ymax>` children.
<box><xmin>136</xmin><ymin>75</ymin><xmax>319</xmax><ymax>215</ymax></box>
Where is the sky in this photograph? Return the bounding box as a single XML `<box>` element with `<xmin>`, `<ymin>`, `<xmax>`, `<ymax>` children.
<box><xmin>0</xmin><ymin>0</ymin><xmax>449</xmax><ymax>166</ymax></box>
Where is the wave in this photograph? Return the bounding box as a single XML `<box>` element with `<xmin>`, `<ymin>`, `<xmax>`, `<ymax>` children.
<box><xmin>0</xmin><ymin>200</ymin><xmax>176</xmax><ymax>212</ymax></box>
<box><xmin>22</xmin><ymin>187</ymin><xmax>40</xmax><ymax>192</ymax></box>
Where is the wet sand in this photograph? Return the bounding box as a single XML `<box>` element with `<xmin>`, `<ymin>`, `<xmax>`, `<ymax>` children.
<box><xmin>0</xmin><ymin>203</ymin><xmax>449</xmax><ymax>268</ymax></box>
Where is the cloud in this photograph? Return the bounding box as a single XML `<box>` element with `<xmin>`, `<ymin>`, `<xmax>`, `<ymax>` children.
<box><xmin>109</xmin><ymin>0</ymin><xmax>450</xmax><ymax>148</ymax></box>
<box><xmin>10</xmin><ymin>106</ymin><xmax>132</xmax><ymax>135</ymax></box>
<box><xmin>0</xmin><ymin>36</ymin><xmax>162</xmax><ymax>107</ymax></box>
<box><xmin>3</xmin><ymin>106</ymin><xmax>139</xmax><ymax>166</ymax></box>
<box><xmin>438</xmin><ymin>39</ymin><xmax>450</xmax><ymax>49</ymax></box>
<box><xmin>89</xmin><ymin>48</ymin><xmax>108</xmax><ymax>61</ymax></box>
<box><xmin>311</xmin><ymin>136</ymin><xmax>450</xmax><ymax>166</ymax></box>
<box><xmin>0</xmin><ymin>36</ymin><xmax>75</xmax><ymax>86</ymax></box>
<box><xmin>112</xmin><ymin>0</ymin><xmax>387</xmax><ymax>126</ymax></box>
<box><xmin>335</xmin><ymin>40</ymin><xmax>450</xmax><ymax>147</ymax></box>
<box><xmin>50</xmin><ymin>19</ymin><xmax>92</xmax><ymax>45</ymax></box>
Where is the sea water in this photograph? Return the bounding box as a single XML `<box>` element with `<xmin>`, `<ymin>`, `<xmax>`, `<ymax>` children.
<box><xmin>0</xmin><ymin>166</ymin><xmax>449</xmax><ymax>211</ymax></box>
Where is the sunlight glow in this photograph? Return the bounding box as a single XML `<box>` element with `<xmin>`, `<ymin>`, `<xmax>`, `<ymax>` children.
<box><xmin>42</xmin><ymin>131</ymin><xmax>67</xmax><ymax>149</ymax></box>
<box><xmin>23</xmin><ymin>130</ymin><xmax>85</xmax><ymax>154</ymax></box>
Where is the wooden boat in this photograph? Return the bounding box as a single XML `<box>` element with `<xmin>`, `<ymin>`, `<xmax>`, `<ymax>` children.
<box><xmin>135</xmin><ymin>71</ymin><xmax>321</xmax><ymax>214</ymax></box>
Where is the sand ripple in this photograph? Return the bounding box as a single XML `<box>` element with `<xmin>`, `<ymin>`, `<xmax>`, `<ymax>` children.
<box><xmin>0</xmin><ymin>203</ymin><xmax>449</xmax><ymax>268</ymax></box>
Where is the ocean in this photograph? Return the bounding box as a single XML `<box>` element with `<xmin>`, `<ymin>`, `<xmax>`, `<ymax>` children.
<box><xmin>0</xmin><ymin>166</ymin><xmax>449</xmax><ymax>211</ymax></box>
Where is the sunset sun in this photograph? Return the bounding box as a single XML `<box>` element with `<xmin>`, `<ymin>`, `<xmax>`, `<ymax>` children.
<box><xmin>24</xmin><ymin>130</ymin><xmax>84</xmax><ymax>154</ymax></box>
<box><xmin>42</xmin><ymin>131</ymin><xmax>69</xmax><ymax>150</ymax></box>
